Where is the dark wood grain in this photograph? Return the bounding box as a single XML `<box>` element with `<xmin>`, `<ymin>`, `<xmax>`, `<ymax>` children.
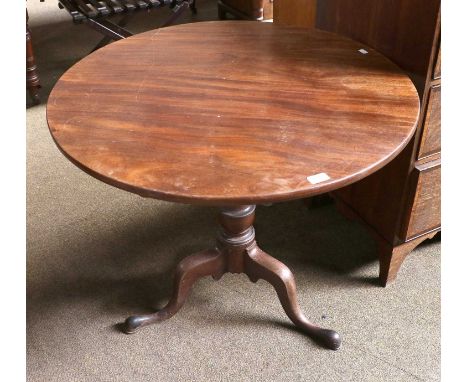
<box><xmin>401</xmin><ymin>159</ymin><xmax>441</xmax><ymax>239</ymax></box>
<box><xmin>314</xmin><ymin>1</ymin><xmax>441</xmax><ymax>285</ymax></box>
<box><xmin>316</xmin><ymin>0</ymin><xmax>440</xmax><ymax>84</ymax></box>
<box><xmin>417</xmin><ymin>85</ymin><xmax>441</xmax><ymax>159</ymax></box>
<box><xmin>47</xmin><ymin>21</ymin><xmax>419</xmax><ymax>206</ymax></box>
<box><xmin>378</xmin><ymin>230</ymin><xmax>439</xmax><ymax>286</ymax></box>
<box><xmin>124</xmin><ymin>248</ymin><xmax>226</xmax><ymax>333</ymax></box>
<box><xmin>332</xmin><ymin>137</ymin><xmax>416</xmax><ymax>245</ymax></box>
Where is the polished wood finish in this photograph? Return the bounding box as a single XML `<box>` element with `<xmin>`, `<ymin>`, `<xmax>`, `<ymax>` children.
<box><xmin>333</xmin><ymin>137</ymin><xmax>416</xmax><ymax>245</ymax></box>
<box><xmin>47</xmin><ymin>21</ymin><xmax>419</xmax><ymax>206</ymax></box>
<box><xmin>333</xmin><ymin>195</ymin><xmax>438</xmax><ymax>286</ymax></box>
<box><xmin>273</xmin><ymin>0</ymin><xmax>316</xmax><ymax>28</ymax></box>
<box><xmin>315</xmin><ymin>0</ymin><xmax>439</xmax><ymax>82</ymax></box>
<box><xmin>125</xmin><ymin>206</ymin><xmax>342</xmax><ymax>350</ymax></box>
<box><xmin>26</xmin><ymin>10</ymin><xmax>41</xmax><ymax>104</ymax></box>
<box><xmin>378</xmin><ymin>230</ymin><xmax>439</xmax><ymax>286</ymax></box>
<box><xmin>309</xmin><ymin>1</ymin><xmax>441</xmax><ymax>285</ymax></box>
<box><xmin>417</xmin><ymin>85</ymin><xmax>441</xmax><ymax>159</ymax></box>
<box><xmin>402</xmin><ymin>159</ymin><xmax>441</xmax><ymax>239</ymax></box>
<box><xmin>125</xmin><ymin>248</ymin><xmax>225</xmax><ymax>329</ymax></box>
<box><xmin>218</xmin><ymin>0</ymin><xmax>273</xmax><ymax>20</ymax></box>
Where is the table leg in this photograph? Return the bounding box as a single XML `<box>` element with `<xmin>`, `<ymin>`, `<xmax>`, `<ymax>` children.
<box><xmin>244</xmin><ymin>246</ymin><xmax>341</xmax><ymax>350</ymax></box>
<box><xmin>123</xmin><ymin>205</ymin><xmax>341</xmax><ymax>350</ymax></box>
<box><xmin>124</xmin><ymin>248</ymin><xmax>225</xmax><ymax>333</ymax></box>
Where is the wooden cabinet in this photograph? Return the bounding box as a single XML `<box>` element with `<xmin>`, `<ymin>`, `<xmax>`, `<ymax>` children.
<box><xmin>275</xmin><ymin>0</ymin><xmax>441</xmax><ymax>286</ymax></box>
<box><xmin>218</xmin><ymin>0</ymin><xmax>273</xmax><ymax>20</ymax></box>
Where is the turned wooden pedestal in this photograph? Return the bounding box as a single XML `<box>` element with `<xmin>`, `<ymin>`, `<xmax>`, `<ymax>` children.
<box><xmin>124</xmin><ymin>205</ymin><xmax>341</xmax><ymax>350</ymax></box>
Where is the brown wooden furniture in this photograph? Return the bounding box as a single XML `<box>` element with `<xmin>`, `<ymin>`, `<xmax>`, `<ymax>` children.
<box><xmin>275</xmin><ymin>0</ymin><xmax>441</xmax><ymax>286</ymax></box>
<box><xmin>316</xmin><ymin>0</ymin><xmax>441</xmax><ymax>287</ymax></box>
<box><xmin>46</xmin><ymin>21</ymin><xmax>420</xmax><ymax>350</ymax></box>
<box><xmin>218</xmin><ymin>0</ymin><xmax>273</xmax><ymax>20</ymax></box>
<box><xmin>26</xmin><ymin>9</ymin><xmax>41</xmax><ymax>104</ymax></box>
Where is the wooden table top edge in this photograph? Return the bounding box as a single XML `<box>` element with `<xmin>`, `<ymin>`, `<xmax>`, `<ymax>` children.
<box><xmin>47</xmin><ymin>119</ymin><xmax>418</xmax><ymax>206</ymax></box>
<box><xmin>46</xmin><ymin>20</ymin><xmax>420</xmax><ymax>206</ymax></box>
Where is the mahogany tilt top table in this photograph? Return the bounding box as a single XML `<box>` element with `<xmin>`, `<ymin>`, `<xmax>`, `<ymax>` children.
<box><xmin>47</xmin><ymin>21</ymin><xmax>420</xmax><ymax>350</ymax></box>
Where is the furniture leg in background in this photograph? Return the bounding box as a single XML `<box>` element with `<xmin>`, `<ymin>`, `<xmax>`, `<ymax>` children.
<box><xmin>377</xmin><ymin>231</ymin><xmax>439</xmax><ymax>285</ymax></box>
<box><xmin>26</xmin><ymin>9</ymin><xmax>41</xmax><ymax>105</ymax></box>
<box><xmin>57</xmin><ymin>0</ymin><xmax>196</xmax><ymax>51</ymax></box>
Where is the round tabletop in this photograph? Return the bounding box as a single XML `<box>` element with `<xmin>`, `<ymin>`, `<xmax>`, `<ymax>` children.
<box><xmin>47</xmin><ymin>21</ymin><xmax>420</xmax><ymax>205</ymax></box>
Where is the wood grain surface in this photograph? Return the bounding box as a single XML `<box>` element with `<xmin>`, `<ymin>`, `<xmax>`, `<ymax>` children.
<box><xmin>47</xmin><ymin>21</ymin><xmax>420</xmax><ymax>205</ymax></box>
<box><xmin>417</xmin><ymin>85</ymin><xmax>441</xmax><ymax>159</ymax></box>
<box><xmin>316</xmin><ymin>0</ymin><xmax>440</xmax><ymax>80</ymax></box>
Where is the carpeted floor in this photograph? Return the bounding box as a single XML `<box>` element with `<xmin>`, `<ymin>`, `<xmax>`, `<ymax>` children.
<box><xmin>27</xmin><ymin>1</ymin><xmax>440</xmax><ymax>381</ymax></box>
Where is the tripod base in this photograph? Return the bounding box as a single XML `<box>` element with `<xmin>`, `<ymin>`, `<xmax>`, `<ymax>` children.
<box><xmin>123</xmin><ymin>205</ymin><xmax>341</xmax><ymax>351</ymax></box>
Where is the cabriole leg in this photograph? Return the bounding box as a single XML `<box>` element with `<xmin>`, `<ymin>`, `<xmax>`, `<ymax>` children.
<box><xmin>123</xmin><ymin>204</ymin><xmax>341</xmax><ymax>350</ymax></box>
<box><xmin>124</xmin><ymin>248</ymin><xmax>225</xmax><ymax>333</ymax></box>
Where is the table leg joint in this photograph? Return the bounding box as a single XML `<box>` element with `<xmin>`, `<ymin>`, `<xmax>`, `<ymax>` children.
<box><xmin>123</xmin><ymin>205</ymin><xmax>341</xmax><ymax>350</ymax></box>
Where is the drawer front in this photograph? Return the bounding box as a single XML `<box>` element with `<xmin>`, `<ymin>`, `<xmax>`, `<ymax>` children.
<box><xmin>404</xmin><ymin>160</ymin><xmax>441</xmax><ymax>239</ymax></box>
<box><xmin>418</xmin><ymin>85</ymin><xmax>441</xmax><ymax>159</ymax></box>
